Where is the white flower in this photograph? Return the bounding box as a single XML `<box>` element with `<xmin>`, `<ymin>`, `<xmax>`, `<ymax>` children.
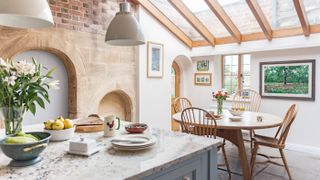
<box><xmin>14</xmin><ymin>60</ymin><xmax>36</xmax><ymax>76</ymax></box>
<box><xmin>48</xmin><ymin>80</ymin><xmax>60</xmax><ymax>90</ymax></box>
<box><xmin>0</xmin><ymin>58</ymin><xmax>11</xmax><ymax>72</ymax></box>
<box><xmin>4</xmin><ymin>75</ymin><xmax>17</xmax><ymax>86</ymax></box>
<box><xmin>30</xmin><ymin>76</ymin><xmax>39</xmax><ymax>83</ymax></box>
<box><xmin>0</xmin><ymin>58</ymin><xmax>7</xmax><ymax>67</ymax></box>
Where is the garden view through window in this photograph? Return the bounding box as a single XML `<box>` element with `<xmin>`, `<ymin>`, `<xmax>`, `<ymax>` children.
<box><xmin>222</xmin><ymin>54</ymin><xmax>251</xmax><ymax>94</ymax></box>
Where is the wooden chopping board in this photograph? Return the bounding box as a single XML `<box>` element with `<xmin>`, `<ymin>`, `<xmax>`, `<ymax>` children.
<box><xmin>74</xmin><ymin>117</ymin><xmax>104</xmax><ymax>133</ymax></box>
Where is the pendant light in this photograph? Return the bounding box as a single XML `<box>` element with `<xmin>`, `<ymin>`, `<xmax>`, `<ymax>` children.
<box><xmin>105</xmin><ymin>1</ymin><xmax>145</xmax><ymax>46</ymax></box>
<box><xmin>0</xmin><ymin>0</ymin><xmax>54</xmax><ymax>29</ymax></box>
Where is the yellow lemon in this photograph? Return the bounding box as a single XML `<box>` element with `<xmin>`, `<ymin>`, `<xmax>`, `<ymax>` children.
<box><xmin>52</xmin><ymin>120</ymin><xmax>64</xmax><ymax>130</ymax></box>
<box><xmin>44</xmin><ymin>120</ymin><xmax>54</xmax><ymax>130</ymax></box>
<box><xmin>63</xmin><ymin>119</ymin><xmax>74</xmax><ymax>129</ymax></box>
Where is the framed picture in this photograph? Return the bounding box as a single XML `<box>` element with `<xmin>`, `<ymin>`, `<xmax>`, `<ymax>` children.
<box><xmin>197</xmin><ymin>60</ymin><xmax>209</xmax><ymax>71</ymax></box>
<box><xmin>260</xmin><ymin>60</ymin><xmax>315</xmax><ymax>101</ymax></box>
<box><xmin>194</xmin><ymin>73</ymin><xmax>212</xmax><ymax>86</ymax></box>
<box><xmin>147</xmin><ymin>42</ymin><xmax>164</xmax><ymax>78</ymax></box>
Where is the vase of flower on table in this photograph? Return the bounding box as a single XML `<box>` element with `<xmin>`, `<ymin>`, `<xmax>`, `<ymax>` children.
<box><xmin>0</xmin><ymin>58</ymin><xmax>58</xmax><ymax>135</ymax></box>
<box><xmin>212</xmin><ymin>91</ymin><xmax>228</xmax><ymax>115</ymax></box>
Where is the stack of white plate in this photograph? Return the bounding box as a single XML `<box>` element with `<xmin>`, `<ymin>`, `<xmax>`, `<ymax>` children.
<box><xmin>111</xmin><ymin>134</ymin><xmax>156</xmax><ymax>151</ymax></box>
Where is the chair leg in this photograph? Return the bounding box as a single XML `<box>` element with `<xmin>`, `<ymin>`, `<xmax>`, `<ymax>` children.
<box><xmin>250</xmin><ymin>144</ymin><xmax>259</xmax><ymax>177</ymax></box>
<box><xmin>279</xmin><ymin>149</ymin><xmax>292</xmax><ymax>180</ymax></box>
<box><xmin>221</xmin><ymin>145</ymin><xmax>231</xmax><ymax>178</ymax></box>
<box><xmin>250</xmin><ymin>130</ymin><xmax>253</xmax><ymax>153</ymax></box>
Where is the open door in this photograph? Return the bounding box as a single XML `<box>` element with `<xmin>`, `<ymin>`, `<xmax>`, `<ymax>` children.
<box><xmin>171</xmin><ymin>62</ymin><xmax>180</xmax><ymax>131</ymax></box>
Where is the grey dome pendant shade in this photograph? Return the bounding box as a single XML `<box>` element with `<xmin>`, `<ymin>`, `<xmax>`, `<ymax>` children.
<box><xmin>0</xmin><ymin>0</ymin><xmax>54</xmax><ymax>28</ymax></box>
<box><xmin>106</xmin><ymin>2</ymin><xmax>145</xmax><ymax>46</ymax></box>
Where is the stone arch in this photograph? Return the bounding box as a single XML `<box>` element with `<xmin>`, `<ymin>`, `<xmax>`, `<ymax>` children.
<box><xmin>98</xmin><ymin>90</ymin><xmax>133</xmax><ymax>122</ymax></box>
<box><xmin>10</xmin><ymin>47</ymin><xmax>78</xmax><ymax>118</ymax></box>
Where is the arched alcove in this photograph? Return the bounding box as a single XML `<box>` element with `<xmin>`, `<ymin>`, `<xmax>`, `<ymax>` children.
<box><xmin>98</xmin><ymin>90</ymin><xmax>132</xmax><ymax>122</ymax></box>
<box><xmin>12</xmin><ymin>48</ymin><xmax>77</xmax><ymax>120</ymax></box>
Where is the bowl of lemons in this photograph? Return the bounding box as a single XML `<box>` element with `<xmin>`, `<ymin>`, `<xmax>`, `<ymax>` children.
<box><xmin>229</xmin><ymin>107</ymin><xmax>246</xmax><ymax>116</ymax></box>
<box><xmin>43</xmin><ymin>116</ymin><xmax>75</xmax><ymax>142</ymax></box>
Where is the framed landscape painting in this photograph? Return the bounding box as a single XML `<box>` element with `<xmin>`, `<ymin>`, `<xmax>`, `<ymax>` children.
<box><xmin>147</xmin><ymin>42</ymin><xmax>164</xmax><ymax>78</ymax></box>
<box><xmin>194</xmin><ymin>73</ymin><xmax>212</xmax><ymax>86</ymax></box>
<box><xmin>260</xmin><ymin>60</ymin><xmax>315</xmax><ymax>101</ymax></box>
<box><xmin>197</xmin><ymin>60</ymin><xmax>209</xmax><ymax>71</ymax></box>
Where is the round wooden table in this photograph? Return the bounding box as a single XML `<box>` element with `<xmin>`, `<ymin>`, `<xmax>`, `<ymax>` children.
<box><xmin>172</xmin><ymin>109</ymin><xmax>282</xmax><ymax>180</ymax></box>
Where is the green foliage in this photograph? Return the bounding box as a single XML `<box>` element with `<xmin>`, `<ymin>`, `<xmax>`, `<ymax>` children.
<box><xmin>0</xmin><ymin>58</ymin><xmax>57</xmax><ymax>115</ymax></box>
<box><xmin>264</xmin><ymin>83</ymin><xmax>308</xmax><ymax>94</ymax></box>
<box><xmin>264</xmin><ymin>65</ymin><xmax>309</xmax><ymax>84</ymax></box>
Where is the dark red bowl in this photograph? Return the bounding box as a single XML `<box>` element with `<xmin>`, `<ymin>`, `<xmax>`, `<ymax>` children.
<box><xmin>125</xmin><ymin>123</ymin><xmax>148</xmax><ymax>133</ymax></box>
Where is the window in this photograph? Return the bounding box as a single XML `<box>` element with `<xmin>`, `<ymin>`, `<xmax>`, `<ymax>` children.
<box><xmin>222</xmin><ymin>54</ymin><xmax>251</xmax><ymax>94</ymax></box>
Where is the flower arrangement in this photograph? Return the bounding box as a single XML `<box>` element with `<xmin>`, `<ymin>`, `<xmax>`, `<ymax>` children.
<box><xmin>212</xmin><ymin>91</ymin><xmax>228</xmax><ymax>101</ymax></box>
<box><xmin>212</xmin><ymin>91</ymin><xmax>228</xmax><ymax>115</ymax></box>
<box><xmin>0</xmin><ymin>58</ymin><xmax>58</xmax><ymax>135</ymax></box>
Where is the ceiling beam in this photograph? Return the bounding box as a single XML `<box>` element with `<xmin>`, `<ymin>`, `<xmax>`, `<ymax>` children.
<box><xmin>293</xmin><ymin>0</ymin><xmax>310</xmax><ymax>36</ymax></box>
<box><xmin>192</xmin><ymin>24</ymin><xmax>320</xmax><ymax>47</ymax></box>
<box><xmin>204</xmin><ymin>0</ymin><xmax>241</xmax><ymax>43</ymax></box>
<box><xmin>246</xmin><ymin>0</ymin><xmax>273</xmax><ymax>40</ymax></box>
<box><xmin>136</xmin><ymin>0</ymin><xmax>193</xmax><ymax>48</ymax></box>
<box><xmin>129</xmin><ymin>0</ymin><xmax>139</xmax><ymax>5</ymax></box>
<box><xmin>169</xmin><ymin>0</ymin><xmax>215</xmax><ymax>46</ymax></box>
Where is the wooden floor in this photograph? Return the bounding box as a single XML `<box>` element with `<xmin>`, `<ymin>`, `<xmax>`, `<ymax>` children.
<box><xmin>218</xmin><ymin>141</ymin><xmax>320</xmax><ymax>180</ymax></box>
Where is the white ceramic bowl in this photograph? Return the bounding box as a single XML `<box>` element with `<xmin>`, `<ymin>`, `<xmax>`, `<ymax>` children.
<box><xmin>228</xmin><ymin>109</ymin><xmax>244</xmax><ymax>116</ymax></box>
<box><xmin>44</xmin><ymin>127</ymin><xmax>75</xmax><ymax>142</ymax></box>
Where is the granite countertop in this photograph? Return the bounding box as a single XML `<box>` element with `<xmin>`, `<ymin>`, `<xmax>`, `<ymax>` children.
<box><xmin>0</xmin><ymin>123</ymin><xmax>221</xmax><ymax>180</ymax></box>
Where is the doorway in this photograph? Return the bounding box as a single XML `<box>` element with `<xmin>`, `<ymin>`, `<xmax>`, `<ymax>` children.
<box><xmin>171</xmin><ymin>61</ymin><xmax>180</xmax><ymax>131</ymax></box>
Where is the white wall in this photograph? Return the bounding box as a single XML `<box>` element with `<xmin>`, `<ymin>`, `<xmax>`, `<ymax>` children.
<box><xmin>184</xmin><ymin>56</ymin><xmax>222</xmax><ymax>109</ymax></box>
<box><xmin>251</xmin><ymin>47</ymin><xmax>320</xmax><ymax>151</ymax></box>
<box><xmin>137</xmin><ymin>7</ymin><xmax>191</xmax><ymax>130</ymax></box>
<box><xmin>14</xmin><ymin>50</ymin><xmax>68</xmax><ymax>125</ymax></box>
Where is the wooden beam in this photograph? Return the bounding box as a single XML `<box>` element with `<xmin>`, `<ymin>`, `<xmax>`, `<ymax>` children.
<box><xmin>169</xmin><ymin>0</ymin><xmax>215</xmax><ymax>46</ymax></box>
<box><xmin>129</xmin><ymin>0</ymin><xmax>139</xmax><ymax>5</ymax></box>
<box><xmin>293</xmin><ymin>0</ymin><xmax>310</xmax><ymax>36</ymax></box>
<box><xmin>246</xmin><ymin>0</ymin><xmax>273</xmax><ymax>40</ymax></box>
<box><xmin>137</xmin><ymin>0</ymin><xmax>193</xmax><ymax>48</ymax></box>
<box><xmin>204</xmin><ymin>0</ymin><xmax>241</xmax><ymax>43</ymax></box>
<box><xmin>192</xmin><ymin>24</ymin><xmax>320</xmax><ymax>47</ymax></box>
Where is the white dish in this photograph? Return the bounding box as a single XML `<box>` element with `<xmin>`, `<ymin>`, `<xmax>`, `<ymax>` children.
<box><xmin>67</xmin><ymin>148</ymin><xmax>99</xmax><ymax>156</ymax></box>
<box><xmin>44</xmin><ymin>126</ymin><xmax>75</xmax><ymax>142</ymax></box>
<box><xmin>111</xmin><ymin>134</ymin><xmax>156</xmax><ymax>150</ymax></box>
<box><xmin>229</xmin><ymin>116</ymin><xmax>242</xmax><ymax>121</ymax></box>
<box><xmin>112</xmin><ymin>145</ymin><xmax>155</xmax><ymax>151</ymax></box>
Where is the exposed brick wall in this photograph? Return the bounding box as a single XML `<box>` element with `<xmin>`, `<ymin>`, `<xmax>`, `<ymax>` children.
<box><xmin>48</xmin><ymin>0</ymin><xmax>135</xmax><ymax>35</ymax></box>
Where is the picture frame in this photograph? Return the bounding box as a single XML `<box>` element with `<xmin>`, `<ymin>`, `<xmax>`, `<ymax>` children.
<box><xmin>194</xmin><ymin>73</ymin><xmax>212</xmax><ymax>86</ymax></box>
<box><xmin>147</xmin><ymin>42</ymin><xmax>164</xmax><ymax>78</ymax></box>
<box><xmin>260</xmin><ymin>60</ymin><xmax>315</xmax><ymax>101</ymax></box>
<box><xmin>197</xmin><ymin>60</ymin><xmax>209</xmax><ymax>71</ymax></box>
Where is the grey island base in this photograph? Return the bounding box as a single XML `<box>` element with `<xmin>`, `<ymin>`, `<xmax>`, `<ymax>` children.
<box><xmin>0</xmin><ymin>124</ymin><xmax>221</xmax><ymax>180</ymax></box>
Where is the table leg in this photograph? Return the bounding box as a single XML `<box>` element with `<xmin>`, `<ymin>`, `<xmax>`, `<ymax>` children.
<box><xmin>217</xmin><ymin>129</ymin><xmax>251</xmax><ymax>180</ymax></box>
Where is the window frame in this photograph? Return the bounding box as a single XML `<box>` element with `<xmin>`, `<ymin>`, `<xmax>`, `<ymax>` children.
<box><xmin>221</xmin><ymin>54</ymin><xmax>250</xmax><ymax>94</ymax></box>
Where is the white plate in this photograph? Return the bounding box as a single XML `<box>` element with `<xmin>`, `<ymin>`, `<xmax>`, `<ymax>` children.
<box><xmin>112</xmin><ymin>143</ymin><xmax>155</xmax><ymax>151</ymax></box>
<box><xmin>111</xmin><ymin>134</ymin><xmax>156</xmax><ymax>148</ymax></box>
<box><xmin>229</xmin><ymin>116</ymin><xmax>242</xmax><ymax>121</ymax></box>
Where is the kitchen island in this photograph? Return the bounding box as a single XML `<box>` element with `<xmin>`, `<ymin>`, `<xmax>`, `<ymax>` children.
<box><xmin>0</xmin><ymin>124</ymin><xmax>221</xmax><ymax>180</ymax></box>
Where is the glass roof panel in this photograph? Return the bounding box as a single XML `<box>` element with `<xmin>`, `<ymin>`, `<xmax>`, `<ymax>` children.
<box><xmin>258</xmin><ymin>0</ymin><xmax>300</xmax><ymax>29</ymax></box>
<box><xmin>303</xmin><ymin>0</ymin><xmax>320</xmax><ymax>25</ymax></box>
<box><xmin>182</xmin><ymin>0</ymin><xmax>230</xmax><ymax>37</ymax></box>
<box><xmin>217</xmin><ymin>0</ymin><xmax>262</xmax><ymax>34</ymax></box>
<box><xmin>150</xmin><ymin>0</ymin><xmax>204</xmax><ymax>41</ymax></box>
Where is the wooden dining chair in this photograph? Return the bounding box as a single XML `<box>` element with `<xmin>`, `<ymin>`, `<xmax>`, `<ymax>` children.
<box><xmin>251</xmin><ymin>104</ymin><xmax>298</xmax><ymax>180</ymax></box>
<box><xmin>232</xmin><ymin>89</ymin><xmax>262</xmax><ymax>151</ymax></box>
<box><xmin>181</xmin><ymin>107</ymin><xmax>231</xmax><ymax>178</ymax></box>
<box><xmin>173</xmin><ymin>97</ymin><xmax>192</xmax><ymax>113</ymax></box>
